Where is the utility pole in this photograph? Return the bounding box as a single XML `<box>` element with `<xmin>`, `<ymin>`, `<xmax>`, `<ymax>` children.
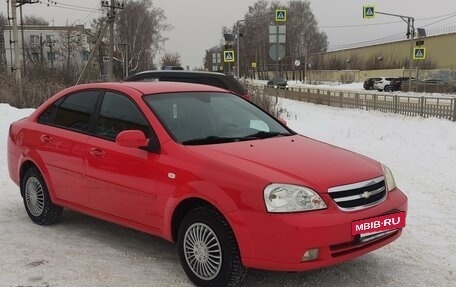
<box><xmin>47</xmin><ymin>37</ymin><xmax>55</xmax><ymax>68</ymax></box>
<box><xmin>19</xmin><ymin>4</ymin><xmax>26</xmax><ymax>75</ymax></box>
<box><xmin>11</xmin><ymin>0</ymin><xmax>21</xmax><ymax>80</ymax></box>
<box><xmin>76</xmin><ymin>21</ymin><xmax>110</xmax><ymax>84</ymax></box>
<box><xmin>101</xmin><ymin>0</ymin><xmax>124</xmax><ymax>81</ymax></box>
<box><xmin>39</xmin><ymin>33</ymin><xmax>44</xmax><ymax>68</ymax></box>
<box><xmin>16</xmin><ymin>1</ymin><xmax>39</xmax><ymax>76</ymax></box>
<box><xmin>108</xmin><ymin>0</ymin><xmax>114</xmax><ymax>81</ymax></box>
<box><xmin>364</xmin><ymin>7</ymin><xmax>415</xmax><ymax>91</ymax></box>
<box><xmin>119</xmin><ymin>43</ymin><xmax>128</xmax><ymax>77</ymax></box>
<box><xmin>236</xmin><ymin>19</ymin><xmax>244</xmax><ymax>79</ymax></box>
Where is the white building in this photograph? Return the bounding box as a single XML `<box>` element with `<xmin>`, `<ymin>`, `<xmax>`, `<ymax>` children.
<box><xmin>3</xmin><ymin>24</ymin><xmax>99</xmax><ymax>70</ymax></box>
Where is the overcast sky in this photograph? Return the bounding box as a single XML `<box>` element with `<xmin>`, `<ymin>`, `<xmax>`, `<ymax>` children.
<box><xmin>2</xmin><ymin>0</ymin><xmax>456</xmax><ymax>68</ymax></box>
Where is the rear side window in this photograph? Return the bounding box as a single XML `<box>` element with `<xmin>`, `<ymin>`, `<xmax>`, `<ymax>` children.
<box><xmin>38</xmin><ymin>90</ymin><xmax>100</xmax><ymax>132</ymax></box>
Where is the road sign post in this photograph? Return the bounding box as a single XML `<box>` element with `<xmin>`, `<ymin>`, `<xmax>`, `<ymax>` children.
<box><xmin>363</xmin><ymin>8</ymin><xmax>415</xmax><ymax>91</ymax></box>
<box><xmin>269</xmin><ymin>25</ymin><xmax>286</xmax><ymax>77</ymax></box>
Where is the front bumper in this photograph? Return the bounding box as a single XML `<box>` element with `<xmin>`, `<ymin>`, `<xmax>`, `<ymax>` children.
<box><xmin>225</xmin><ymin>189</ymin><xmax>407</xmax><ymax>271</ymax></box>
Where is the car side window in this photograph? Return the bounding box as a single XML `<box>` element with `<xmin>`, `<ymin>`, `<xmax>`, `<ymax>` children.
<box><xmin>96</xmin><ymin>91</ymin><xmax>150</xmax><ymax>140</ymax></box>
<box><xmin>37</xmin><ymin>90</ymin><xmax>100</xmax><ymax>132</ymax></box>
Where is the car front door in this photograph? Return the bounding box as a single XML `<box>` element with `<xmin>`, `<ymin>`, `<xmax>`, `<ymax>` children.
<box><xmin>85</xmin><ymin>91</ymin><xmax>161</xmax><ymax>230</ymax></box>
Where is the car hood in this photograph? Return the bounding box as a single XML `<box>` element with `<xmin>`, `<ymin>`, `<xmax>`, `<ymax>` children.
<box><xmin>187</xmin><ymin>135</ymin><xmax>382</xmax><ymax>193</ymax></box>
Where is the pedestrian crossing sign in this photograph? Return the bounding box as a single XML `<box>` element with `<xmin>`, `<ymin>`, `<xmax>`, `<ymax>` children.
<box><xmin>224</xmin><ymin>50</ymin><xmax>235</xmax><ymax>63</ymax></box>
<box><xmin>275</xmin><ymin>9</ymin><xmax>286</xmax><ymax>22</ymax></box>
<box><xmin>413</xmin><ymin>47</ymin><xmax>426</xmax><ymax>60</ymax></box>
<box><xmin>363</xmin><ymin>5</ymin><xmax>375</xmax><ymax>18</ymax></box>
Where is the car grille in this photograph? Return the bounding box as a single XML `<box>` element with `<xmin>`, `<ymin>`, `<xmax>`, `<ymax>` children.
<box><xmin>328</xmin><ymin>176</ymin><xmax>386</xmax><ymax>211</ymax></box>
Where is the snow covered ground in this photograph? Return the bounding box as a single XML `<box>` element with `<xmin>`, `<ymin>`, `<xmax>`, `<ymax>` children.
<box><xmin>1</xmin><ymin>100</ymin><xmax>455</xmax><ymax>287</ymax></box>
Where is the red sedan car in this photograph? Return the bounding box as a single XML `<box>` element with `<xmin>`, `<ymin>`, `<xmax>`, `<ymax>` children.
<box><xmin>7</xmin><ymin>82</ymin><xmax>407</xmax><ymax>287</ymax></box>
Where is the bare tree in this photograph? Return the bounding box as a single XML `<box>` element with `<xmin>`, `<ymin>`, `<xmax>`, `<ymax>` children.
<box><xmin>205</xmin><ymin>0</ymin><xmax>328</xmax><ymax>78</ymax></box>
<box><xmin>115</xmin><ymin>0</ymin><xmax>170</xmax><ymax>75</ymax></box>
<box><xmin>22</xmin><ymin>15</ymin><xmax>49</xmax><ymax>26</ymax></box>
<box><xmin>55</xmin><ymin>28</ymin><xmax>83</xmax><ymax>82</ymax></box>
<box><xmin>161</xmin><ymin>52</ymin><xmax>181</xmax><ymax>67</ymax></box>
<box><xmin>0</xmin><ymin>13</ymin><xmax>7</xmax><ymax>68</ymax></box>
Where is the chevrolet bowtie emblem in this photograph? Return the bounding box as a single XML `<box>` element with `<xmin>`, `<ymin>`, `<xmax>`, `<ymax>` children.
<box><xmin>362</xmin><ymin>191</ymin><xmax>371</xmax><ymax>199</ymax></box>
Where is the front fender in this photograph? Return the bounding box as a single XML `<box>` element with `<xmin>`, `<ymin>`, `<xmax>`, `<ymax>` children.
<box><xmin>161</xmin><ymin>180</ymin><xmax>239</xmax><ymax>241</ymax></box>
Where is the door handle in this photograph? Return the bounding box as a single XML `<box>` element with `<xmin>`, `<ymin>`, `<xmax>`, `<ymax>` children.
<box><xmin>89</xmin><ymin>148</ymin><xmax>105</xmax><ymax>158</ymax></box>
<box><xmin>40</xmin><ymin>134</ymin><xmax>52</xmax><ymax>143</ymax></box>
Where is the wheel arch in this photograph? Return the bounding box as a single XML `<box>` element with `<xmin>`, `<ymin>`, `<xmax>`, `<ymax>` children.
<box><xmin>18</xmin><ymin>157</ymin><xmax>55</xmax><ymax>201</ymax></box>
<box><xmin>170</xmin><ymin>197</ymin><xmax>219</xmax><ymax>243</ymax></box>
<box><xmin>19</xmin><ymin>160</ymin><xmax>39</xmax><ymax>196</ymax></box>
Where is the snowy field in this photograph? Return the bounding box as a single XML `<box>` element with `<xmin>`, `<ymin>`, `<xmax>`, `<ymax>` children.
<box><xmin>1</xmin><ymin>100</ymin><xmax>455</xmax><ymax>287</ymax></box>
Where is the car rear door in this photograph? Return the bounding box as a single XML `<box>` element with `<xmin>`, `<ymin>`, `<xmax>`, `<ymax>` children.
<box><xmin>34</xmin><ymin>90</ymin><xmax>101</xmax><ymax>206</ymax></box>
<box><xmin>85</xmin><ymin>91</ymin><xmax>161</xmax><ymax>230</ymax></box>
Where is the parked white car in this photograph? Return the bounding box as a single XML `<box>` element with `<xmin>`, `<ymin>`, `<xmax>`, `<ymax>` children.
<box><xmin>373</xmin><ymin>77</ymin><xmax>397</xmax><ymax>92</ymax></box>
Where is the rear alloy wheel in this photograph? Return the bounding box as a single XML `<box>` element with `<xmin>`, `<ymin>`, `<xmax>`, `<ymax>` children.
<box><xmin>384</xmin><ymin>85</ymin><xmax>392</xmax><ymax>92</ymax></box>
<box><xmin>21</xmin><ymin>167</ymin><xmax>63</xmax><ymax>225</ymax></box>
<box><xmin>178</xmin><ymin>206</ymin><xmax>246</xmax><ymax>287</ymax></box>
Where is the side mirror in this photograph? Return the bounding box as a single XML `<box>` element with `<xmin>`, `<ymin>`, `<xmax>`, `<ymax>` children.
<box><xmin>116</xmin><ymin>130</ymin><xmax>149</xmax><ymax>148</ymax></box>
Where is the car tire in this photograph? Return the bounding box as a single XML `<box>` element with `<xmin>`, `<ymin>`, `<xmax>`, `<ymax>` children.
<box><xmin>177</xmin><ymin>206</ymin><xmax>246</xmax><ymax>287</ymax></box>
<box><xmin>384</xmin><ymin>85</ymin><xmax>392</xmax><ymax>92</ymax></box>
<box><xmin>21</xmin><ymin>166</ymin><xmax>63</xmax><ymax>225</ymax></box>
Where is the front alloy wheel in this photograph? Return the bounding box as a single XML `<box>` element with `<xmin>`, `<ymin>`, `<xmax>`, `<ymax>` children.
<box><xmin>178</xmin><ymin>206</ymin><xmax>245</xmax><ymax>287</ymax></box>
<box><xmin>183</xmin><ymin>223</ymin><xmax>222</xmax><ymax>280</ymax></box>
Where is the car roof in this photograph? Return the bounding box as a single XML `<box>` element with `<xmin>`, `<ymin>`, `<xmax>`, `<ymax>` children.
<box><xmin>123</xmin><ymin>70</ymin><xmax>247</xmax><ymax>95</ymax></box>
<box><xmin>72</xmin><ymin>81</ymin><xmax>229</xmax><ymax>97</ymax></box>
<box><xmin>124</xmin><ymin>70</ymin><xmax>228</xmax><ymax>78</ymax></box>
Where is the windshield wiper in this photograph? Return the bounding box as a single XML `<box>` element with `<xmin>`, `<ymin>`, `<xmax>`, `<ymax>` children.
<box><xmin>182</xmin><ymin>136</ymin><xmax>256</xmax><ymax>145</ymax></box>
<box><xmin>243</xmin><ymin>131</ymin><xmax>291</xmax><ymax>139</ymax></box>
<box><xmin>183</xmin><ymin>132</ymin><xmax>292</xmax><ymax>145</ymax></box>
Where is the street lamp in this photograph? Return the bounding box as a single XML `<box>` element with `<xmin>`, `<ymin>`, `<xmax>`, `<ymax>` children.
<box><xmin>235</xmin><ymin>19</ymin><xmax>245</xmax><ymax>79</ymax></box>
<box><xmin>373</xmin><ymin>11</ymin><xmax>415</xmax><ymax>91</ymax></box>
<box><xmin>235</xmin><ymin>13</ymin><xmax>274</xmax><ymax>79</ymax></box>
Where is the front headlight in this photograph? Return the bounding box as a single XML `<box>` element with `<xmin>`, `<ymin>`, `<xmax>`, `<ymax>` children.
<box><xmin>264</xmin><ymin>183</ymin><xmax>327</xmax><ymax>213</ymax></box>
<box><xmin>381</xmin><ymin>164</ymin><xmax>397</xmax><ymax>192</ymax></box>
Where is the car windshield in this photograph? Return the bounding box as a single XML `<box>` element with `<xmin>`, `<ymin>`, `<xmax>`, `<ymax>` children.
<box><xmin>144</xmin><ymin>92</ymin><xmax>294</xmax><ymax>145</ymax></box>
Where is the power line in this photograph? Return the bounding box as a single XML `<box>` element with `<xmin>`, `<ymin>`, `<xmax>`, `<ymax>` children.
<box><xmin>318</xmin><ymin>10</ymin><xmax>456</xmax><ymax>30</ymax></box>
<box><xmin>421</xmin><ymin>12</ymin><xmax>456</xmax><ymax>28</ymax></box>
<box><xmin>320</xmin><ymin>20</ymin><xmax>401</xmax><ymax>29</ymax></box>
<box><xmin>36</xmin><ymin>0</ymin><xmax>104</xmax><ymax>13</ymax></box>
<box><xmin>328</xmin><ymin>32</ymin><xmax>404</xmax><ymax>49</ymax></box>
<box><xmin>81</xmin><ymin>3</ymin><xmax>102</xmax><ymax>25</ymax></box>
<box><xmin>325</xmin><ymin>11</ymin><xmax>456</xmax><ymax>50</ymax></box>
